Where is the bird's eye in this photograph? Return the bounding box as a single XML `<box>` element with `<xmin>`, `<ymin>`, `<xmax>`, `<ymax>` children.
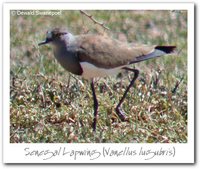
<box><xmin>59</xmin><ymin>32</ymin><xmax>68</xmax><ymax>36</ymax></box>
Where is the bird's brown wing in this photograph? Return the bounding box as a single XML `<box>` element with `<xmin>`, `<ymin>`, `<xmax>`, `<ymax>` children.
<box><xmin>75</xmin><ymin>34</ymin><xmax>155</xmax><ymax>69</ymax></box>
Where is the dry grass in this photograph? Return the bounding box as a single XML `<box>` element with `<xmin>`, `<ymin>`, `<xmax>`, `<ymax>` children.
<box><xmin>10</xmin><ymin>10</ymin><xmax>187</xmax><ymax>143</ymax></box>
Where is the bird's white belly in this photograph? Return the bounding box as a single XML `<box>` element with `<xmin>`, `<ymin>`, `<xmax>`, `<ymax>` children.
<box><xmin>80</xmin><ymin>62</ymin><xmax>124</xmax><ymax>79</ymax></box>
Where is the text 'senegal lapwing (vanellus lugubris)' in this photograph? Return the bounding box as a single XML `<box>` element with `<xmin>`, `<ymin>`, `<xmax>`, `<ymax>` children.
<box><xmin>38</xmin><ymin>28</ymin><xmax>176</xmax><ymax>131</ymax></box>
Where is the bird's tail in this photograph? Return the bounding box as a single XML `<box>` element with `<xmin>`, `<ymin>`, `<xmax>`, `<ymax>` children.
<box><xmin>130</xmin><ymin>46</ymin><xmax>176</xmax><ymax>64</ymax></box>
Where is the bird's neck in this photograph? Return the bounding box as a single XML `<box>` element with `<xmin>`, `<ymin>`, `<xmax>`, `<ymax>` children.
<box><xmin>52</xmin><ymin>33</ymin><xmax>75</xmax><ymax>49</ymax></box>
<box><xmin>50</xmin><ymin>34</ymin><xmax>82</xmax><ymax>75</ymax></box>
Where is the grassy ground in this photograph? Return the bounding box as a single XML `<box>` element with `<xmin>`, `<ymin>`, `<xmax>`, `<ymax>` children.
<box><xmin>10</xmin><ymin>10</ymin><xmax>187</xmax><ymax>143</ymax></box>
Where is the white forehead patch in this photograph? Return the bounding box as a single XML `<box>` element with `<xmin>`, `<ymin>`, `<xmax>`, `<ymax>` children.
<box><xmin>47</xmin><ymin>31</ymin><xmax>52</xmax><ymax>39</ymax></box>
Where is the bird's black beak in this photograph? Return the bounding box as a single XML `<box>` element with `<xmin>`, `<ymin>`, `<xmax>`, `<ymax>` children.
<box><xmin>38</xmin><ymin>38</ymin><xmax>51</xmax><ymax>46</ymax></box>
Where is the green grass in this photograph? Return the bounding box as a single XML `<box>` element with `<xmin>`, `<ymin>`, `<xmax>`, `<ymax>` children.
<box><xmin>10</xmin><ymin>10</ymin><xmax>187</xmax><ymax>143</ymax></box>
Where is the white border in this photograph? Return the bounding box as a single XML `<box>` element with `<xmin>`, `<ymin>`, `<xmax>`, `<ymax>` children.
<box><xmin>3</xmin><ymin>2</ymin><xmax>194</xmax><ymax>163</ymax></box>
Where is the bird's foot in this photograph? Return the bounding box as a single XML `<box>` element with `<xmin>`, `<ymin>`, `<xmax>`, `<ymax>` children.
<box><xmin>115</xmin><ymin>107</ymin><xmax>129</xmax><ymax>122</ymax></box>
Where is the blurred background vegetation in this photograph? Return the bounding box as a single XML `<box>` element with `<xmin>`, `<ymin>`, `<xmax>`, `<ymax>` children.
<box><xmin>10</xmin><ymin>10</ymin><xmax>187</xmax><ymax>143</ymax></box>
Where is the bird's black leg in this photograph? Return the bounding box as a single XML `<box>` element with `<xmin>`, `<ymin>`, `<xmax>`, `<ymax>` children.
<box><xmin>90</xmin><ymin>79</ymin><xmax>99</xmax><ymax>132</ymax></box>
<box><xmin>116</xmin><ymin>68</ymin><xmax>139</xmax><ymax>121</ymax></box>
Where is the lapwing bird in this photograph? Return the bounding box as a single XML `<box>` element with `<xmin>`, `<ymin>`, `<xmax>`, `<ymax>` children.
<box><xmin>38</xmin><ymin>28</ymin><xmax>176</xmax><ymax>131</ymax></box>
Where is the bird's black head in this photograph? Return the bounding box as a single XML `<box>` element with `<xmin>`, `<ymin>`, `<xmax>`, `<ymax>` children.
<box><xmin>38</xmin><ymin>28</ymin><xmax>68</xmax><ymax>46</ymax></box>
